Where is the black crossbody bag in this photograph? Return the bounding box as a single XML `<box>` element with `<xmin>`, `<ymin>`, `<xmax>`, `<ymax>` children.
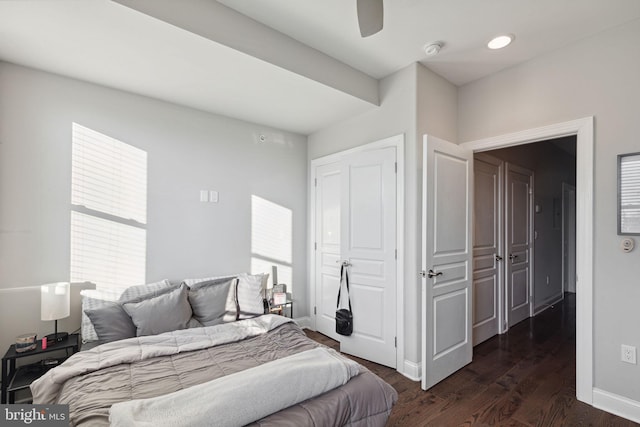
<box><xmin>335</xmin><ymin>264</ymin><xmax>353</xmax><ymax>336</ymax></box>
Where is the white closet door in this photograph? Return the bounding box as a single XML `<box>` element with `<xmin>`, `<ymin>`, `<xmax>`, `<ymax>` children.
<box><xmin>339</xmin><ymin>147</ymin><xmax>397</xmax><ymax>368</ymax></box>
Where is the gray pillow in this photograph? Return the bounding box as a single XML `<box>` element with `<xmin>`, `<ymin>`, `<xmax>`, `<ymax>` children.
<box><xmin>187</xmin><ymin>317</ymin><xmax>203</xmax><ymax>329</ymax></box>
<box><xmin>119</xmin><ymin>282</ymin><xmax>180</xmax><ymax>303</ymax></box>
<box><xmin>84</xmin><ymin>302</ymin><xmax>137</xmax><ymax>344</ymax></box>
<box><xmin>188</xmin><ymin>278</ymin><xmax>238</xmax><ymax>326</ymax></box>
<box><xmin>118</xmin><ymin>279</ymin><xmax>172</xmax><ymax>302</ymax></box>
<box><xmin>123</xmin><ymin>284</ymin><xmax>193</xmax><ymax>336</ymax></box>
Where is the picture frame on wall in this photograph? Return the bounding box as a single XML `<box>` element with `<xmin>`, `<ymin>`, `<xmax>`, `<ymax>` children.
<box><xmin>618</xmin><ymin>152</ymin><xmax>640</xmax><ymax>235</ymax></box>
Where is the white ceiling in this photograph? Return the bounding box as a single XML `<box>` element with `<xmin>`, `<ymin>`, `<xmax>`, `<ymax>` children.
<box><xmin>219</xmin><ymin>0</ymin><xmax>640</xmax><ymax>84</ymax></box>
<box><xmin>1</xmin><ymin>0</ymin><xmax>639</xmax><ymax>135</ymax></box>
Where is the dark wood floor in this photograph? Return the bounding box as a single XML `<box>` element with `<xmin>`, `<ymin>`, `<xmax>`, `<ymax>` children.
<box><xmin>306</xmin><ymin>294</ymin><xmax>637</xmax><ymax>426</ymax></box>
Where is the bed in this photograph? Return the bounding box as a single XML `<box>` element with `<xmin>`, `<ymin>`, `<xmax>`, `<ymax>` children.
<box><xmin>30</xmin><ymin>274</ymin><xmax>397</xmax><ymax>426</ymax></box>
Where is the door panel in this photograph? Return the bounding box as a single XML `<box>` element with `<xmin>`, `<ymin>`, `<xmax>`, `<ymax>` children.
<box><xmin>472</xmin><ymin>154</ymin><xmax>503</xmax><ymax>345</ymax></box>
<box><xmin>511</xmin><ymin>269</ymin><xmax>529</xmax><ymax>308</ymax></box>
<box><xmin>350</xmin><ymin>164</ymin><xmax>383</xmax><ymax>249</ymax></box>
<box><xmin>506</xmin><ymin>164</ymin><xmax>533</xmax><ymax>327</ymax></box>
<box><xmin>348</xmin><ymin>282</ymin><xmax>384</xmax><ymax>338</ymax></box>
<box><xmin>314</xmin><ymin>163</ymin><xmax>342</xmax><ymax>341</ymax></box>
<box><xmin>339</xmin><ymin>147</ymin><xmax>397</xmax><ymax>368</ymax></box>
<box><xmin>474</xmin><ymin>276</ymin><xmax>497</xmax><ymax>324</ymax></box>
<box><xmin>434</xmin><ymin>289</ymin><xmax>468</xmax><ymax>357</ymax></box>
<box><xmin>422</xmin><ymin>135</ymin><xmax>473</xmax><ymax>390</ymax></box>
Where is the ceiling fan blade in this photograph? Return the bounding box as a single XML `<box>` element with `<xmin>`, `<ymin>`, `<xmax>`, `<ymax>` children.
<box><xmin>357</xmin><ymin>0</ymin><xmax>383</xmax><ymax>37</ymax></box>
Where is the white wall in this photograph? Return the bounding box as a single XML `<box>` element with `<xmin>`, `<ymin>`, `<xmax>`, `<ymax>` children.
<box><xmin>0</xmin><ymin>62</ymin><xmax>308</xmax><ymax>353</ymax></box>
<box><xmin>458</xmin><ymin>19</ymin><xmax>640</xmax><ymax>403</ymax></box>
<box><xmin>308</xmin><ymin>62</ymin><xmax>458</xmax><ymax>372</ymax></box>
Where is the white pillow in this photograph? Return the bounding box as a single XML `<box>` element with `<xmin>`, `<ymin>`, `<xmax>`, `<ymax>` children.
<box><xmin>236</xmin><ymin>273</ymin><xmax>267</xmax><ymax>320</ymax></box>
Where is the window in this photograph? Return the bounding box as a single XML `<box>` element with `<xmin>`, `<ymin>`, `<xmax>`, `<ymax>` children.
<box><xmin>618</xmin><ymin>152</ymin><xmax>640</xmax><ymax>235</ymax></box>
<box><xmin>250</xmin><ymin>195</ymin><xmax>293</xmax><ymax>288</ymax></box>
<box><xmin>70</xmin><ymin>123</ymin><xmax>147</xmax><ymax>292</ymax></box>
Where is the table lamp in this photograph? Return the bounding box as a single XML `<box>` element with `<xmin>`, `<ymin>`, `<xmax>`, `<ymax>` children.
<box><xmin>41</xmin><ymin>282</ymin><xmax>70</xmax><ymax>344</ymax></box>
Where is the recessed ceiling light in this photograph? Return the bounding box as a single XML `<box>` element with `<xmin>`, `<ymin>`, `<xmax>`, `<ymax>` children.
<box><xmin>487</xmin><ymin>34</ymin><xmax>514</xmax><ymax>50</ymax></box>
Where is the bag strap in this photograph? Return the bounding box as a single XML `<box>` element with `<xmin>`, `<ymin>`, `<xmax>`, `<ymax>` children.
<box><xmin>336</xmin><ymin>264</ymin><xmax>352</xmax><ymax>312</ymax></box>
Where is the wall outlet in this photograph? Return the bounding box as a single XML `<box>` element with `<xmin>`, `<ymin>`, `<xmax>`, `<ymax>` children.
<box><xmin>621</xmin><ymin>344</ymin><xmax>637</xmax><ymax>364</ymax></box>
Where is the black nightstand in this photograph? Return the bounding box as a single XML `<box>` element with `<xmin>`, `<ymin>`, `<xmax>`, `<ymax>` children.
<box><xmin>1</xmin><ymin>333</ymin><xmax>79</xmax><ymax>403</ymax></box>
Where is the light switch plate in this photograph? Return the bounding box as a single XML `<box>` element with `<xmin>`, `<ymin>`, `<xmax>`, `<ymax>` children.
<box><xmin>200</xmin><ymin>190</ymin><xmax>209</xmax><ymax>202</ymax></box>
<box><xmin>210</xmin><ymin>191</ymin><xmax>219</xmax><ymax>203</ymax></box>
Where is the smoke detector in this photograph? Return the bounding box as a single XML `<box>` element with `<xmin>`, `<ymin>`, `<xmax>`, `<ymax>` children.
<box><xmin>423</xmin><ymin>42</ymin><xmax>443</xmax><ymax>57</ymax></box>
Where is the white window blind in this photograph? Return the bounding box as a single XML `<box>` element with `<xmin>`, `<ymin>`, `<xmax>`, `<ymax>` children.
<box><xmin>620</xmin><ymin>154</ymin><xmax>640</xmax><ymax>234</ymax></box>
<box><xmin>70</xmin><ymin>211</ymin><xmax>146</xmax><ymax>292</ymax></box>
<box><xmin>250</xmin><ymin>195</ymin><xmax>293</xmax><ymax>287</ymax></box>
<box><xmin>71</xmin><ymin>124</ymin><xmax>147</xmax><ymax>223</ymax></box>
<box><xmin>70</xmin><ymin>123</ymin><xmax>147</xmax><ymax>291</ymax></box>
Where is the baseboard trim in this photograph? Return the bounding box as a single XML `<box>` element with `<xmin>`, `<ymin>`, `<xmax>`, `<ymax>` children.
<box><xmin>593</xmin><ymin>388</ymin><xmax>640</xmax><ymax>423</ymax></box>
<box><xmin>533</xmin><ymin>293</ymin><xmax>564</xmax><ymax>316</ymax></box>
<box><xmin>401</xmin><ymin>360</ymin><xmax>421</xmax><ymax>382</ymax></box>
<box><xmin>294</xmin><ymin>316</ymin><xmax>312</xmax><ymax>329</ymax></box>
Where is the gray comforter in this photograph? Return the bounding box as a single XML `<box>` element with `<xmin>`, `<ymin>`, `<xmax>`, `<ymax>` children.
<box><xmin>32</xmin><ymin>317</ymin><xmax>397</xmax><ymax>426</ymax></box>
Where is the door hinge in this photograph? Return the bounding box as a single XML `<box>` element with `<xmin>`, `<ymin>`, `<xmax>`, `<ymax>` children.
<box><xmin>394</xmin><ymin>336</ymin><xmax>397</xmax><ymax>348</ymax></box>
<box><xmin>314</xmin><ymin>178</ymin><xmax>317</xmax><ymax>187</ymax></box>
<box><xmin>394</xmin><ymin>162</ymin><xmax>397</xmax><ymax>173</ymax></box>
<box><xmin>314</xmin><ymin>306</ymin><xmax>317</xmax><ymax>315</ymax></box>
<box><xmin>314</xmin><ymin>242</ymin><xmax>317</xmax><ymax>250</ymax></box>
<box><xmin>395</xmin><ymin>249</ymin><xmax>397</xmax><ymax>260</ymax></box>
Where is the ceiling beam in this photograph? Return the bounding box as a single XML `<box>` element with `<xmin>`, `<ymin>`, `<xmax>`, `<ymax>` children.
<box><xmin>112</xmin><ymin>0</ymin><xmax>379</xmax><ymax>106</ymax></box>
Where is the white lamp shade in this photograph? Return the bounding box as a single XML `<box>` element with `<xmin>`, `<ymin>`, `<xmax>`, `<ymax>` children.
<box><xmin>41</xmin><ymin>282</ymin><xmax>70</xmax><ymax>321</ymax></box>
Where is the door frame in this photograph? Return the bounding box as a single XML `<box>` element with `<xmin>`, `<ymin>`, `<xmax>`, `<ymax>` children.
<box><xmin>460</xmin><ymin>116</ymin><xmax>594</xmax><ymax>404</ymax></box>
<box><xmin>309</xmin><ymin>134</ymin><xmax>405</xmax><ymax>371</ymax></box>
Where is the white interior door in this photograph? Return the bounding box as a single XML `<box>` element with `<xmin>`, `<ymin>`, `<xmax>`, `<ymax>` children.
<box><xmin>314</xmin><ymin>162</ymin><xmax>342</xmax><ymax>341</ymax></box>
<box><xmin>472</xmin><ymin>154</ymin><xmax>504</xmax><ymax>345</ymax></box>
<box><xmin>563</xmin><ymin>183</ymin><xmax>577</xmax><ymax>293</ymax></box>
<box><xmin>505</xmin><ymin>163</ymin><xmax>533</xmax><ymax>327</ymax></box>
<box><xmin>339</xmin><ymin>147</ymin><xmax>397</xmax><ymax>368</ymax></box>
<box><xmin>422</xmin><ymin>135</ymin><xmax>473</xmax><ymax>390</ymax></box>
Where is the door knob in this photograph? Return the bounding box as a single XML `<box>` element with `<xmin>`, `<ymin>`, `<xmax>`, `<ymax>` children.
<box><xmin>509</xmin><ymin>254</ymin><xmax>518</xmax><ymax>261</ymax></box>
<box><xmin>495</xmin><ymin>255</ymin><xmax>503</xmax><ymax>261</ymax></box>
<box><xmin>427</xmin><ymin>269</ymin><xmax>443</xmax><ymax>278</ymax></box>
